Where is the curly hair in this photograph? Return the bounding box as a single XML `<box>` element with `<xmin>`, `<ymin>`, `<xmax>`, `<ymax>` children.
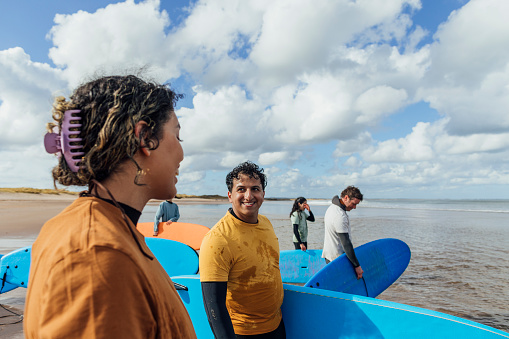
<box><xmin>47</xmin><ymin>75</ymin><xmax>182</xmax><ymax>187</ymax></box>
<box><xmin>289</xmin><ymin>197</ymin><xmax>306</xmax><ymax>217</ymax></box>
<box><xmin>340</xmin><ymin>186</ymin><xmax>363</xmax><ymax>201</ymax></box>
<box><xmin>225</xmin><ymin>161</ymin><xmax>267</xmax><ymax>192</ymax></box>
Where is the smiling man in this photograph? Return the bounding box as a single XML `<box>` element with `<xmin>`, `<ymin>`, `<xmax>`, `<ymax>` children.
<box><xmin>199</xmin><ymin>161</ymin><xmax>285</xmax><ymax>339</ymax></box>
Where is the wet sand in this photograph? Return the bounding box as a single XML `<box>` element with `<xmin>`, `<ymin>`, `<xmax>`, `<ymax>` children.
<box><xmin>0</xmin><ymin>192</ymin><xmax>226</xmax><ymax>237</ymax></box>
<box><xmin>0</xmin><ymin>192</ymin><xmax>226</xmax><ymax>337</ymax></box>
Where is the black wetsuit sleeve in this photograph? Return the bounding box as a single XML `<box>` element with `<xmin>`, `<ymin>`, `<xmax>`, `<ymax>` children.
<box><xmin>306</xmin><ymin>210</ymin><xmax>315</xmax><ymax>222</ymax></box>
<box><xmin>201</xmin><ymin>281</ymin><xmax>236</xmax><ymax>339</ymax></box>
<box><xmin>338</xmin><ymin>233</ymin><xmax>360</xmax><ymax>267</ymax></box>
<box><xmin>293</xmin><ymin>224</ymin><xmax>303</xmax><ymax>243</ymax></box>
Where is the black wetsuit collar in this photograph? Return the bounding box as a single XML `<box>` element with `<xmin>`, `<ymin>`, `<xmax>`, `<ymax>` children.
<box><xmin>228</xmin><ymin>207</ymin><xmax>258</xmax><ymax>224</ymax></box>
<box><xmin>100</xmin><ymin>198</ymin><xmax>142</xmax><ymax>225</ymax></box>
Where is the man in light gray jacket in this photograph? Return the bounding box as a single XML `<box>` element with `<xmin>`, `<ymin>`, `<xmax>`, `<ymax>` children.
<box><xmin>322</xmin><ymin>186</ymin><xmax>364</xmax><ymax>279</ymax></box>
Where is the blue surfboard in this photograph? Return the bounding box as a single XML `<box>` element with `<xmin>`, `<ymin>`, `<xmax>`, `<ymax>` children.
<box><xmin>0</xmin><ymin>246</ymin><xmax>31</xmax><ymax>291</ymax></box>
<box><xmin>171</xmin><ymin>275</ymin><xmax>508</xmax><ymax>339</ymax></box>
<box><xmin>0</xmin><ymin>239</ymin><xmax>198</xmax><ymax>293</ymax></box>
<box><xmin>145</xmin><ymin>238</ymin><xmax>199</xmax><ymax>276</ymax></box>
<box><xmin>172</xmin><ymin>276</ymin><xmax>211</xmax><ymax>338</ymax></box>
<box><xmin>282</xmin><ymin>284</ymin><xmax>509</xmax><ymax>338</ymax></box>
<box><xmin>279</xmin><ymin>249</ymin><xmax>326</xmax><ymax>283</ymax></box>
<box><xmin>305</xmin><ymin>238</ymin><xmax>410</xmax><ymax>297</ymax></box>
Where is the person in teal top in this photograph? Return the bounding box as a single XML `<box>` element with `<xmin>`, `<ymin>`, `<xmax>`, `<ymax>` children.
<box><xmin>290</xmin><ymin>197</ymin><xmax>315</xmax><ymax>251</ymax></box>
<box><xmin>153</xmin><ymin>199</ymin><xmax>180</xmax><ymax>236</ymax></box>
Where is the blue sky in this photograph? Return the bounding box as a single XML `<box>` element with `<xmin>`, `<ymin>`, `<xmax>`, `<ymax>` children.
<box><xmin>1</xmin><ymin>0</ymin><xmax>508</xmax><ymax>199</ymax></box>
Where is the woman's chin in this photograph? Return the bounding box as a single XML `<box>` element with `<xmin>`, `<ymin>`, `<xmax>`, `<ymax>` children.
<box><xmin>167</xmin><ymin>187</ymin><xmax>178</xmax><ymax>200</ymax></box>
<box><xmin>152</xmin><ymin>186</ymin><xmax>177</xmax><ymax>201</ymax></box>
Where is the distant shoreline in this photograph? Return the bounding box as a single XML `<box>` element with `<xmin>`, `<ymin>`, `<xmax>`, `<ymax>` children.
<box><xmin>0</xmin><ymin>189</ymin><xmax>296</xmax><ymax>240</ymax></box>
<box><xmin>0</xmin><ymin>191</ymin><xmax>229</xmax><ymax>240</ymax></box>
<box><xmin>0</xmin><ymin>188</ymin><xmax>293</xmax><ymax>202</ymax></box>
<box><xmin>0</xmin><ymin>187</ymin><xmax>229</xmax><ymax>200</ymax></box>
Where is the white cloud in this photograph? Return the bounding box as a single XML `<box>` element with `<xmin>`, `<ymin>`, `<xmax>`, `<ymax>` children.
<box><xmin>219</xmin><ymin>153</ymin><xmax>251</xmax><ymax>169</ymax></box>
<box><xmin>258</xmin><ymin>151</ymin><xmax>289</xmax><ymax>166</ymax></box>
<box><xmin>178</xmin><ymin>85</ymin><xmax>268</xmax><ymax>155</ymax></box>
<box><xmin>267</xmin><ymin>73</ymin><xmax>356</xmax><ymax>144</ymax></box>
<box><xmin>419</xmin><ymin>0</ymin><xmax>509</xmax><ymax>135</ymax></box>
<box><xmin>250</xmin><ymin>0</ymin><xmax>420</xmax><ymax>84</ymax></box>
<box><xmin>47</xmin><ymin>0</ymin><xmax>173</xmax><ymax>86</ymax></box>
<box><xmin>344</xmin><ymin>156</ymin><xmax>362</xmax><ymax>168</ymax></box>
<box><xmin>322</xmin><ymin>117</ymin><xmax>509</xmax><ymax>195</ymax></box>
<box><xmin>362</xmin><ymin>121</ymin><xmax>436</xmax><ymax>163</ymax></box>
<box><xmin>178</xmin><ymin>170</ymin><xmax>205</xmax><ymax>184</ymax></box>
<box><xmin>354</xmin><ymin>85</ymin><xmax>408</xmax><ymax>124</ymax></box>
<box><xmin>0</xmin><ymin>47</ymin><xmax>66</xmax><ymax>146</ymax></box>
<box><xmin>333</xmin><ymin>132</ymin><xmax>373</xmax><ymax>158</ymax></box>
<box><xmin>266</xmin><ymin>168</ymin><xmax>307</xmax><ymax>194</ymax></box>
<box><xmin>0</xmin><ymin>144</ymin><xmax>59</xmax><ymax>188</ymax></box>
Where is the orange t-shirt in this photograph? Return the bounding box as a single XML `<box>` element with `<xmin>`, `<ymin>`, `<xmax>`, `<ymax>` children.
<box><xmin>24</xmin><ymin>197</ymin><xmax>196</xmax><ymax>339</ymax></box>
<box><xmin>200</xmin><ymin>212</ymin><xmax>284</xmax><ymax>335</ymax></box>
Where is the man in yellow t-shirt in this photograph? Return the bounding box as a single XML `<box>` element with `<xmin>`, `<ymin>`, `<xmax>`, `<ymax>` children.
<box><xmin>200</xmin><ymin>161</ymin><xmax>285</xmax><ymax>338</ymax></box>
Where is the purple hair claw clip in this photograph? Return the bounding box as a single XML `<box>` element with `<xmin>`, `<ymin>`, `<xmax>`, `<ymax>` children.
<box><xmin>44</xmin><ymin>110</ymin><xmax>84</xmax><ymax>172</ymax></box>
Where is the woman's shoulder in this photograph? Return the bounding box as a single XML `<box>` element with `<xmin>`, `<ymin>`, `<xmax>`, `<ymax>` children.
<box><xmin>43</xmin><ymin>197</ymin><xmax>135</xmax><ymax>246</ymax></box>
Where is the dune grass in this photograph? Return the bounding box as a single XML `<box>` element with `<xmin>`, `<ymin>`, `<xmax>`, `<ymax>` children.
<box><xmin>0</xmin><ymin>188</ymin><xmax>292</xmax><ymax>200</ymax></box>
<box><xmin>0</xmin><ymin>189</ymin><xmax>294</xmax><ymax>200</ymax></box>
<box><xmin>0</xmin><ymin>188</ymin><xmax>229</xmax><ymax>199</ymax></box>
<box><xmin>0</xmin><ymin>187</ymin><xmax>78</xmax><ymax>195</ymax></box>
<box><xmin>175</xmin><ymin>194</ymin><xmax>227</xmax><ymax>200</ymax></box>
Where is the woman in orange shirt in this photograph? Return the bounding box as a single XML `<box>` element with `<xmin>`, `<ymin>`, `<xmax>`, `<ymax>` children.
<box><xmin>25</xmin><ymin>75</ymin><xmax>196</xmax><ymax>338</ymax></box>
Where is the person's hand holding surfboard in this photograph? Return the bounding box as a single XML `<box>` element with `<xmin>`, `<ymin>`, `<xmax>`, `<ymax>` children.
<box><xmin>355</xmin><ymin>265</ymin><xmax>363</xmax><ymax>280</ymax></box>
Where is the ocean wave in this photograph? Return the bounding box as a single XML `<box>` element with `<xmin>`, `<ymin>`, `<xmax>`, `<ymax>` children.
<box><xmin>308</xmin><ymin>198</ymin><xmax>509</xmax><ymax>213</ymax></box>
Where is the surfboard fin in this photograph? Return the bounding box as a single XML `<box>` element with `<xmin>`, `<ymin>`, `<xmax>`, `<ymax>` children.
<box><xmin>173</xmin><ymin>282</ymin><xmax>189</xmax><ymax>291</ymax></box>
<box><xmin>1</xmin><ymin>271</ymin><xmax>7</xmax><ymax>293</ymax></box>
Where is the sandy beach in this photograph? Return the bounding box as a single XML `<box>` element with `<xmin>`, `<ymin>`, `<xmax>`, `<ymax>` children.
<box><xmin>0</xmin><ymin>192</ymin><xmax>226</xmax><ymax>337</ymax></box>
<box><xmin>0</xmin><ymin>192</ymin><xmax>227</xmax><ymax>237</ymax></box>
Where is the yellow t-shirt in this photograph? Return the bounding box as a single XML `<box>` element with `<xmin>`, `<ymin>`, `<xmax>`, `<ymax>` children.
<box><xmin>24</xmin><ymin>197</ymin><xmax>196</xmax><ymax>339</ymax></box>
<box><xmin>199</xmin><ymin>212</ymin><xmax>284</xmax><ymax>335</ymax></box>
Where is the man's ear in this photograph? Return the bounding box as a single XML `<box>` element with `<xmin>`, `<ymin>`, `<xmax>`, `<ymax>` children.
<box><xmin>134</xmin><ymin>121</ymin><xmax>151</xmax><ymax>156</ymax></box>
<box><xmin>227</xmin><ymin>191</ymin><xmax>232</xmax><ymax>203</ymax></box>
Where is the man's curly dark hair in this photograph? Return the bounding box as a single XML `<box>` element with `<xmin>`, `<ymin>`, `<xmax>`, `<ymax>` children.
<box><xmin>226</xmin><ymin>161</ymin><xmax>267</xmax><ymax>192</ymax></box>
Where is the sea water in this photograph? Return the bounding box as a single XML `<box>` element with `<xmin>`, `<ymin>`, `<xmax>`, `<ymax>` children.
<box><xmin>142</xmin><ymin>198</ymin><xmax>509</xmax><ymax>332</ymax></box>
